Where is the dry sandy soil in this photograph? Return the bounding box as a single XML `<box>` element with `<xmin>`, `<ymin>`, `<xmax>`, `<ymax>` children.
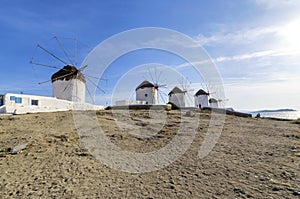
<box><xmin>0</xmin><ymin>109</ymin><xmax>299</xmax><ymax>198</ymax></box>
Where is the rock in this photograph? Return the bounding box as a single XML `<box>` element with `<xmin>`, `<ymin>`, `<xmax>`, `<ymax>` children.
<box><xmin>259</xmin><ymin>176</ymin><xmax>269</xmax><ymax>181</ymax></box>
<box><xmin>8</xmin><ymin>143</ymin><xmax>28</xmax><ymax>154</ymax></box>
<box><xmin>233</xmin><ymin>188</ymin><xmax>245</xmax><ymax>194</ymax></box>
<box><xmin>291</xmin><ymin>145</ymin><xmax>297</xmax><ymax>150</ymax></box>
<box><xmin>165</xmin><ymin>104</ymin><xmax>172</xmax><ymax>111</ymax></box>
<box><xmin>272</xmin><ymin>186</ymin><xmax>281</xmax><ymax>191</ymax></box>
<box><xmin>293</xmin><ymin>190</ymin><xmax>300</xmax><ymax>196</ymax></box>
<box><xmin>170</xmin><ymin>185</ymin><xmax>175</xmax><ymax>189</ymax></box>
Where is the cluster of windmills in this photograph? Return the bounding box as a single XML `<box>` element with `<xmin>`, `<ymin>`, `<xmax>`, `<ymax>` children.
<box><xmin>0</xmin><ymin>37</ymin><xmax>224</xmax><ymax>114</ymax></box>
<box><xmin>131</xmin><ymin>80</ymin><xmax>221</xmax><ymax>108</ymax></box>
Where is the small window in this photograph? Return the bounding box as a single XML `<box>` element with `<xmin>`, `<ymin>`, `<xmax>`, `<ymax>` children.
<box><xmin>31</xmin><ymin>100</ymin><xmax>39</xmax><ymax>106</ymax></box>
<box><xmin>145</xmin><ymin>93</ymin><xmax>148</xmax><ymax>97</ymax></box>
<box><xmin>15</xmin><ymin>97</ymin><xmax>22</xmax><ymax>104</ymax></box>
<box><xmin>10</xmin><ymin>96</ymin><xmax>15</xmax><ymax>101</ymax></box>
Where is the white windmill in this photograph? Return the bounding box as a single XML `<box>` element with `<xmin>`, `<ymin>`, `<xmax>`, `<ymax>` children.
<box><xmin>135</xmin><ymin>80</ymin><xmax>158</xmax><ymax>105</ymax></box>
<box><xmin>194</xmin><ymin>82</ymin><xmax>226</xmax><ymax>109</ymax></box>
<box><xmin>194</xmin><ymin>89</ymin><xmax>209</xmax><ymax>108</ymax></box>
<box><xmin>135</xmin><ymin>79</ymin><xmax>168</xmax><ymax>105</ymax></box>
<box><xmin>135</xmin><ymin>67</ymin><xmax>169</xmax><ymax>105</ymax></box>
<box><xmin>30</xmin><ymin>36</ymin><xmax>106</xmax><ymax>104</ymax></box>
<box><xmin>168</xmin><ymin>86</ymin><xmax>186</xmax><ymax>107</ymax></box>
<box><xmin>168</xmin><ymin>78</ymin><xmax>195</xmax><ymax>108</ymax></box>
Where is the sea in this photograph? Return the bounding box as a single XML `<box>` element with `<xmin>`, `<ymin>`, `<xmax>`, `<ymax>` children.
<box><xmin>248</xmin><ymin>110</ymin><xmax>300</xmax><ymax>120</ymax></box>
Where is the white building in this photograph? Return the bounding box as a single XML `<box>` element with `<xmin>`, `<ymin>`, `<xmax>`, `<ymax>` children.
<box><xmin>0</xmin><ymin>93</ymin><xmax>103</xmax><ymax>114</ymax></box>
<box><xmin>168</xmin><ymin>87</ymin><xmax>187</xmax><ymax>108</ymax></box>
<box><xmin>52</xmin><ymin>65</ymin><xmax>86</xmax><ymax>103</ymax></box>
<box><xmin>135</xmin><ymin>80</ymin><xmax>158</xmax><ymax>105</ymax></box>
<box><xmin>0</xmin><ymin>65</ymin><xmax>104</xmax><ymax>114</ymax></box>
<box><xmin>115</xmin><ymin>100</ymin><xmax>146</xmax><ymax>106</ymax></box>
<box><xmin>209</xmin><ymin>98</ymin><xmax>219</xmax><ymax>108</ymax></box>
<box><xmin>168</xmin><ymin>87</ymin><xmax>196</xmax><ymax>108</ymax></box>
<box><xmin>194</xmin><ymin>89</ymin><xmax>209</xmax><ymax>108</ymax></box>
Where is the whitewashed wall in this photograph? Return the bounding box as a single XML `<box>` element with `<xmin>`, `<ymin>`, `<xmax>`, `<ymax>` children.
<box><xmin>210</xmin><ymin>101</ymin><xmax>219</xmax><ymax>108</ymax></box>
<box><xmin>52</xmin><ymin>79</ymin><xmax>85</xmax><ymax>103</ymax></box>
<box><xmin>1</xmin><ymin>93</ymin><xmax>103</xmax><ymax>114</ymax></box>
<box><xmin>169</xmin><ymin>93</ymin><xmax>185</xmax><ymax>107</ymax></box>
<box><xmin>195</xmin><ymin>95</ymin><xmax>209</xmax><ymax>108</ymax></box>
<box><xmin>169</xmin><ymin>93</ymin><xmax>195</xmax><ymax>108</ymax></box>
<box><xmin>136</xmin><ymin>87</ymin><xmax>158</xmax><ymax>105</ymax></box>
<box><xmin>115</xmin><ymin>100</ymin><xmax>146</xmax><ymax>106</ymax></box>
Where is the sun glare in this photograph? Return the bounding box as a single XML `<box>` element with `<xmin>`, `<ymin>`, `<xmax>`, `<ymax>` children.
<box><xmin>279</xmin><ymin>18</ymin><xmax>300</xmax><ymax>50</ymax></box>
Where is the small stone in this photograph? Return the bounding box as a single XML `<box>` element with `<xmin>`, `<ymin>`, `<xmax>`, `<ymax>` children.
<box><xmin>293</xmin><ymin>190</ymin><xmax>300</xmax><ymax>196</ymax></box>
<box><xmin>8</xmin><ymin>143</ymin><xmax>28</xmax><ymax>154</ymax></box>
<box><xmin>259</xmin><ymin>176</ymin><xmax>269</xmax><ymax>181</ymax></box>
<box><xmin>234</xmin><ymin>188</ymin><xmax>245</xmax><ymax>194</ymax></box>
<box><xmin>291</xmin><ymin>145</ymin><xmax>297</xmax><ymax>150</ymax></box>
<box><xmin>272</xmin><ymin>186</ymin><xmax>281</xmax><ymax>191</ymax></box>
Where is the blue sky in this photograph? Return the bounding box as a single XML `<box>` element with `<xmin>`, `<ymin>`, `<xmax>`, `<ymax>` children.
<box><xmin>0</xmin><ymin>0</ymin><xmax>300</xmax><ymax>110</ymax></box>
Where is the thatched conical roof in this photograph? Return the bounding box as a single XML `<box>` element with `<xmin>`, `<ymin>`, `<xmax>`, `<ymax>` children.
<box><xmin>51</xmin><ymin>65</ymin><xmax>86</xmax><ymax>83</ymax></box>
<box><xmin>168</xmin><ymin>86</ymin><xmax>185</xmax><ymax>96</ymax></box>
<box><xmin>135</xmin><ymin>80</ymin><xmax>155</xmax><ymax>91</ymax></box>
<box><xmin>195</xmin><ymin>89</ymin><xmax>209</xmax><ymax>96</ymax></box>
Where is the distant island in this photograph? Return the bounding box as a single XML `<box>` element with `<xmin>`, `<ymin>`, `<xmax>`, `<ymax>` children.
<box><xmin>251</xmin><ymin>108</ymin><xmax>296</xmax><ymax>113</ymax></box>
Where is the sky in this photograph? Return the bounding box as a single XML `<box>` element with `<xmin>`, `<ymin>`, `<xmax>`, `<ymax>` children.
<box><xmin>0</xmin><ymin>0</ymin><xmax>300</xmax><ymax>110</ymax></box>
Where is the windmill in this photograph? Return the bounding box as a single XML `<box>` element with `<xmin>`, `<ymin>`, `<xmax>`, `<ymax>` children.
<box><xmin>135</xmin><ymin>67</ymin><xmax>170</xmax><ymax>105</ymax></box>
<box><xmin>195</xmin><ymin>81</ymin><xmax>227</xmax><ymax>108</ymax></box>
<box><xmin>194</xmin><ymin>82</ymin><xmax>210</xmax><ymax>108</ymax></box>
<box><xmin>29</xmin><ymin>36</ymin><xmax>106</xmax><ymax>104</ymax></box>
<box><xmin>168</xmin><ymin>77</ymin><xmax>195</xmax><ymax>108</ymax></box>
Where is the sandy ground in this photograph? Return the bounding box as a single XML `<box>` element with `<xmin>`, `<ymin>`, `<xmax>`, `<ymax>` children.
<box><xmin>0</xmin><ymin>109</ymin><xmax>299</xmax><ymax>198</ymax></box>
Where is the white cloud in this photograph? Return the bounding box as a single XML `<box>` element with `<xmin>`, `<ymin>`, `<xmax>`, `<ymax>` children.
<box><xmin>255</xmin><ymin>0</ymin><xmax>300</xmax><ymax>9</ymax></box>
<box><xmin>174</xmin><ymin>48</ymin><xmax>300</xmax><ymax>70</ymax></box>
<box><xmin>214</xmin><ymin>49</ymin><xmax>300</xmax><ymax>63</ymax></box>
<box><xmin>195</xmin><ymin>26</ymin><xmax>280</xmax><ymax>46</ymax></box>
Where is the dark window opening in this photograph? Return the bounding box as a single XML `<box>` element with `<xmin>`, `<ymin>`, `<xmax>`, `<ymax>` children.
<box><xmin>145</xmin><ymin>93</ymin><xmax>148</xmax><ymax>97</ymax></box>
<box><xmin>10</xmin><ymin>96</ymin><xmax>15</xmax><ymax>101</ymax></box>
<box><xmin>31</xmin><ymin>100</ymin><xmax>39</xmax><ymax>106</ymax></box>
<box><xmin>0</xmin><ymin>95</ymin><xmax>4</xmax><ymax>106</ymax></box>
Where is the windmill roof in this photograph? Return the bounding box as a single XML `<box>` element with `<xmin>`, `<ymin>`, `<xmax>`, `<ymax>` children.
<box><xmin>168</xmin><ymin>86</ymin><xmax>185</xmax><ymax>95</ymax></box>
<box><xmin>195</xmin><ymin>89</ymin><xmax>209</xmax><ymax>96</ymax></box>
<box><xmin>209</xmin><ymin>98</ymin><xmax>218</xmax><ymax>103</ymax></box>
<box><xmin>51</xmin><ymin>65</ymin><xmax>86</xmax><ymax>83</ymax></box>
<box><xmin>135</xmin><ymin>80</ymin><xmax>155</xmax><ymax>90</ymax></box>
